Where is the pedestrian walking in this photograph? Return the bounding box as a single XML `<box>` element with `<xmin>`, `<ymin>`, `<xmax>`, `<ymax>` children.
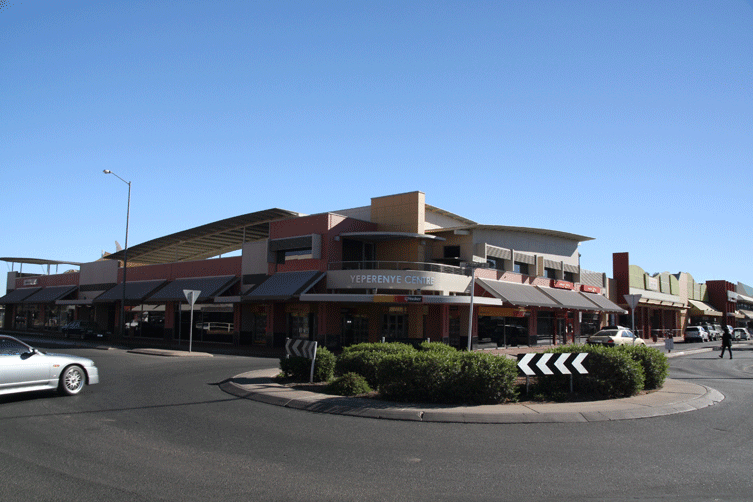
<box><xmin>664</xmin><ymin>332</ymin><xmax>674</xmax><ymax>353</ymax></box>
<box><xmin>720</xmin><ymin>325</ymin><xmax>733</xmax><ymax>359</ymax></box>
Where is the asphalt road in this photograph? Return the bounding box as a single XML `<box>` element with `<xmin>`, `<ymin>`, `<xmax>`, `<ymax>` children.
<box><xmin>2</xmin><ymin>339</ymin><xmax>752</xmax><ymax>501</ymax></box>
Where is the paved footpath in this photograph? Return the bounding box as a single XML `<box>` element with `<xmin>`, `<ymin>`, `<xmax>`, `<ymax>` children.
<box><xmin>219</xmin><ymin>345</ymin><xmax>724</xmax><ymax>424</ymax></box>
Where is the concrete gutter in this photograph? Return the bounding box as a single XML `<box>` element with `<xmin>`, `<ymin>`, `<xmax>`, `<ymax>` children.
<box><xmin>127</xmin><ymin>348</ymin><xmax>213</xmax><ymax>357</ymax></box>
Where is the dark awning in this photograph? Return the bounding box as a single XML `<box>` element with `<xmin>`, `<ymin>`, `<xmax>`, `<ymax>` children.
<box><xmin>94</xmin><ymin>280</ymin><xmax>167</xmax><ymax>303</ymax></box>
<box><xmin>22</xmin><ymin>285</ymin><xmax>78</xmax><ymax>304</ymax></box>
<box><xmin>536</xmin><ymin>286</ymin><xmax>602</xmax><ymax>310</ymax></box>
<box><xmin>579</xmin><ymin>292</ymin><xmax>628</xmax><ymax>314</ymax></box>
<box><xmin>0</xmin><ymin>287</ymin><xmax>41</xmax><ymax>304</ymax></box>
<box><xmin>688</xmin><ymin>300</ymin><xmax>722</xmax><ymax>317</ymax></box>
<box><xmin>476</xmin><ymin>279</ymin><xmax>560</xmax><ymax>308</ymax></box>
<box><xmin>147</xmin><ymin>276</ymin><xmax>239</xmax><ymax>302</ymax></box>
<box><xmin>244</xmin><ymin>271</ymin><xmax>325</xmax><ymax>301</ymax></box>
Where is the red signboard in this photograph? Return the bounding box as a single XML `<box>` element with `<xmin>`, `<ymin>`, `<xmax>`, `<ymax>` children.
<box><xmin>553</xmin><ymin>280</ymin><xmax>574</xmax><ymax>290</ymax></box>
<box><xmin>580</xmin><ymin>284</ymin><xmax>600</xmax><ymax>294</ymax></box>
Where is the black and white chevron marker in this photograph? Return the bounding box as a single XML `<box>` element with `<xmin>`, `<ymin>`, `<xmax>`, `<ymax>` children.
<box><xmin>285</xmin><ymin>338</ymin><xmax>319</xmax><ymax>383</ymax></box>
<box><xmin>285</xmin><ymin>338</ymin><xmax>318</xmax><ymax>359</ymax></box>
<box><xmin>517</xmin><ymin>353</ymin><xmax>588</xmax><ymax>377</ymax></box>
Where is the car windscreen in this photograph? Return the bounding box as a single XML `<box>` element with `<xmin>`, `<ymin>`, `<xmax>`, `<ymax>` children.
<box><xmin>0</xmin><ymin>337</ymin><xmax>31</xmax><ymax>355</ymax></box>
<box><xmin>594</xmin><ymin>330</ymin><xmax>618</xmax><ymax>337</ymax></box>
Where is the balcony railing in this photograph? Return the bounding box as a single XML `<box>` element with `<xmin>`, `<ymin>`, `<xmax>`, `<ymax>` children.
<box><xmin>329</xmin><ymin>261</ymin><xmax>469</xmax><ymax>276</ymax></box>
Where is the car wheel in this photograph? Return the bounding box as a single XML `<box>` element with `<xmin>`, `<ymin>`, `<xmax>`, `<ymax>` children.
<box><xmin>59</xmin><ymin>365</ymin><xmax>86</xmax><ymax>395</ymax></box>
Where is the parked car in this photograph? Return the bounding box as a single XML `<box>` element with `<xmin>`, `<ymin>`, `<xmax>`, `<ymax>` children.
<box><xmin>0</xmin><ymin>335</ymin><xmax>99</xmax><ymax>396</ymax></box>
<box><xmin>62</xmin><ymin>320</ymin><xmax>106</xmax><ymax>340</ymax></box>
<box><xmin>733</xmin><ymin>328</ymin><xmax>751</xmax><ymax>341</ymax></box>
<box><xmin>702</xmin><ymin>323</ymin><xmax>721</xmax><ymax>341</ymax></box>
<box><xmin>684</xmin><ymin>326</ymin><xmax>709</xmax><ymax>343</ymax></box>
<box><xmin>586</xmin><ymin>328</ymin><xmax>646</xmax><ymax>347</ymax></box>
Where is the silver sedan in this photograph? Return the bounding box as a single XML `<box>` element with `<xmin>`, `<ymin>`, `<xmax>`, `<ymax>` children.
<box><xmin>0</xmin><ymin>335</ymin><xmax>99</xmax><ymax>396</ymax></box>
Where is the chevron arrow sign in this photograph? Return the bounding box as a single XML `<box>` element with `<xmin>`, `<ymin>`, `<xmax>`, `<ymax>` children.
<box><xmin>285</xmin><ymin>338</ymin><xmax>319</xmax><ymax>383</ymax></box>
<box><xmin>517</xmin><ymin>353</ymin><xmax>588</xmax><ymax>377</ymax></box>
<box><xmin>285</xmin><ymin>338</ymin><xmax>318</xmax><ymax>359</ymax></box>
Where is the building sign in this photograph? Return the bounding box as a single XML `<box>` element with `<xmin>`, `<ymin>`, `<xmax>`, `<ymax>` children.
<box><xmin>479</xmin><ymin>306</ymin><xmax>526</xmax><ymax>318</ymax></box>
<box><xmin>728</xmin><ymin>291</ymin><xmax>739</xmax><ymax>303</ymax></box>
<box><xmin>580</xmin><ymin>284</ymin><xmax>600</xmax><ymax>294</ymax></box>
<box><xmin>349</xmin><ymin>273</ymin><xmax>435</xmax><ymax>286</ymax></box>
<box><xmin>553</xmin><ymin>280</ymin><xmax>574</xmax><ymax>290</ymax></box>
<box><xmin>646</xmin><ymin>276</ymin><xmax>659</xmax><ymax>291</ymax></box>
<box><xmin>374</xmin><ymin>295</ymin><xmax>424</xmax><ymax>303</ymax></box>
<box><xmin>402</xmin><ymin>295</ymin><xmax>423</xmax><ymax>303</ymax></box>
<box><xmin>23</xmin><ymin>278</ymin><xmax>39</xmax><ymax>286</ymax></box>
<box><xmin>327</xmin><ymin>269</ymin><xmax>471</xmax><ymax>293</ymax></box>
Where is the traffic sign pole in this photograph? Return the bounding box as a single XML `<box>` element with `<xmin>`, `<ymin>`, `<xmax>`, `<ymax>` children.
<box><xmin>183</xmin><ymin>290</ymin><xmax>201</xmax><ymax>353</ymax></box>
<box><xmin>624</xmin><ymin>294</ymin><xmax>642</xmax><ymax>335</ymax></box>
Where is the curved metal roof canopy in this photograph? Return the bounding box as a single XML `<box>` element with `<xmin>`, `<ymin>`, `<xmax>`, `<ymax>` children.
<box><xmin>104</xmin><ymin>208</ymin><xmax>301</xmax><ymax>265</ymax></box>
<box><xmin>0</xmin><ymin>258</ymin><xmax>83</xmax><ymax>267</ymax></box>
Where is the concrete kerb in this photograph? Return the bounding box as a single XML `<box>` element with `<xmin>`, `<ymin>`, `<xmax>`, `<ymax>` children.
<box><xmin>220</xmin><ymin>366</ymin><xmax>725</xmax><ymax>424</ymax></box>
<box><xmin>127</xmin><ymin>348</ymin><xmax>213</xmax><ymax>357</ymax></box>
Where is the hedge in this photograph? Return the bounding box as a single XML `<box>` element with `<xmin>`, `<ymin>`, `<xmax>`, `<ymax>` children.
<box><xmin>615</xmin><ymin>344</ymin><xmax>669</xmax><ymax>390</ymax></box>
<box><xmin>334</xmin><ymin>342</ymin><xmax>433</xmax><ymax>388</ymax></box>
<box><xmin>375</xmin><ymin>350</ymin><xmax>519</xmax><ymax>405</ymax></box>
<box><xmin>543</xmin><ymin>344</ymin><xmax>647</xmax><ymax>398</ymax></box>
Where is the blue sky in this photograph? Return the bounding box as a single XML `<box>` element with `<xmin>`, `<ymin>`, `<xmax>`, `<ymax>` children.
<box><xmin>2</xmin><ymin>1</ymin><xmax>752</xmax><ymax>294</ymax></box>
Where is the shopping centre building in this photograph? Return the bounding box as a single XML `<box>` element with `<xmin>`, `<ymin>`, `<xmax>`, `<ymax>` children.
<box><xmin>2</xmin><ymin>191</ymin><xmax>750</xmax><ymax>350</ymax></box>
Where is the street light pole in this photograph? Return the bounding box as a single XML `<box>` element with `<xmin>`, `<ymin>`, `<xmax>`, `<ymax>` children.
<box><xmin>465</xmin><ymin>262</ymin><xmax>488</xmax><ymax>351</ymax></box>
<box><xmin>467</xmin><ymin>265</ymin><xmax>477</xmax><ymax>351</ymax></box>
<box><xmin>103</xmin><ymin>169</ymin><xmax>131</xmax><ymax>339</ymax></box>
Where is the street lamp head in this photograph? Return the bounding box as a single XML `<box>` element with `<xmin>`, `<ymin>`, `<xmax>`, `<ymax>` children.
<box><xmin>103</xmin><ymin>169</ymin><xmax>112</xmax><ymax>174</ymax></box>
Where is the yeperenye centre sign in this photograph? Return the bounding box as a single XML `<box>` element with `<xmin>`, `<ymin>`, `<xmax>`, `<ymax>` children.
<box><xmin>327</xmin><ymin>269</ymin><xmax>471</xmax><ymax>294</ymax></box>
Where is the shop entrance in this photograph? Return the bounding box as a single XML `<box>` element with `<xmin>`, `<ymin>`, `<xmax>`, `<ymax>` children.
<box><xmin>341</xmin><ymin>314</ymin><xmax>369</xmax><ymax>347</ymax></box>
<box><xmin>382</xmin><ymin>313</ymin><xmax>407</xmax><ymax>340</ymax></box>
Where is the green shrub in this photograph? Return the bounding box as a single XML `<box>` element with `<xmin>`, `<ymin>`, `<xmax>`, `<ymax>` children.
<box><xmin>542</xmin><ymin>344</ymin><xmax>645</xmax><ymax>399</ymax></box>
<box><xmin>447</xmin><ymin>352</ymin><xmax>519</xmax><ymax>404</ymax></box>
<box><xmin>279</xmin><ymin>346</ymin><xmax>335</xmax><ymax>382</ymax></box>
<box><xmin>335</xmin><ymin>342</ymin><xmax>416</xmax><ymax>386</ymax></box>
<box><xmin>617</xmin><ymin>345</ymin><xmax>669</xmax><ymax>390</ymax></box>
<box><xmin>279</xmin><ymin>355</ymin><xmax>311</xmax><ymax>381</ymax></box>
<box><xmin>418</xmin><ymin>340</ymin><xmax>457</xmax><ymax>354</ymax></box>
<box><xmin>376</xmin><ymin>350</ymin><xmax>518</xmax><ymax>405</ymax></box>
<box><xmin>326</xmin><ymin>372</ymin><xmax>373</xmax><ymax>396</ymax></box>
<box><xmin>313</xmin><ymin>346</ymin><xmax>335</xmax><ymax>382</ymax></box>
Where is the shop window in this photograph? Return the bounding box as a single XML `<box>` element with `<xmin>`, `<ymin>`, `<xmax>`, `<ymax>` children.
<box><xmin>278</xmin><ymin>248</ymin><xmax>313</xmax><ymax>263</ymax></box>
<box><xmin>130</xmin><ymin>309</ymin><xmax>166</xmax><ymax>339</ymax></box>
<box><xmin>444</xmin><ymin>246</ymin><xmax>461</xmax><ymax>259</ymax></box>
<box><xmin>289</xmin><ymin>312</ymin><xmax>316</xmax><ymax>340</ymax></box>
<box><xmin>537</xmin><ymin>311</ymin><xmax>555</xmax><ymax>343</ymax></box>
<box><xmin>342</xmin><ymin>239</ymin><xmax>375</xmax><ymax>266</ymax></box>
<box><xmin>544</xmin><ymin>267</ymin><xmax>557</xmax><ymax>279</ymax></box>
<box><xmin>564</xmin><ymin>271</ymin><xmax>575</xmax><ymax>283</ymax></box>
<box><xmin>514</xmin><ymin>262</ymin><xmax>529</xmax><ymax>275</ymax></box>
<box><xmin>487</xmin><ymin>257</ymin><xmax>505</xmax><ymax>271</ymax></box>
<box><xmin>238</xmin><ymin>314</ymin><xmax>268</xmax><ymax>345</ymax></box>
